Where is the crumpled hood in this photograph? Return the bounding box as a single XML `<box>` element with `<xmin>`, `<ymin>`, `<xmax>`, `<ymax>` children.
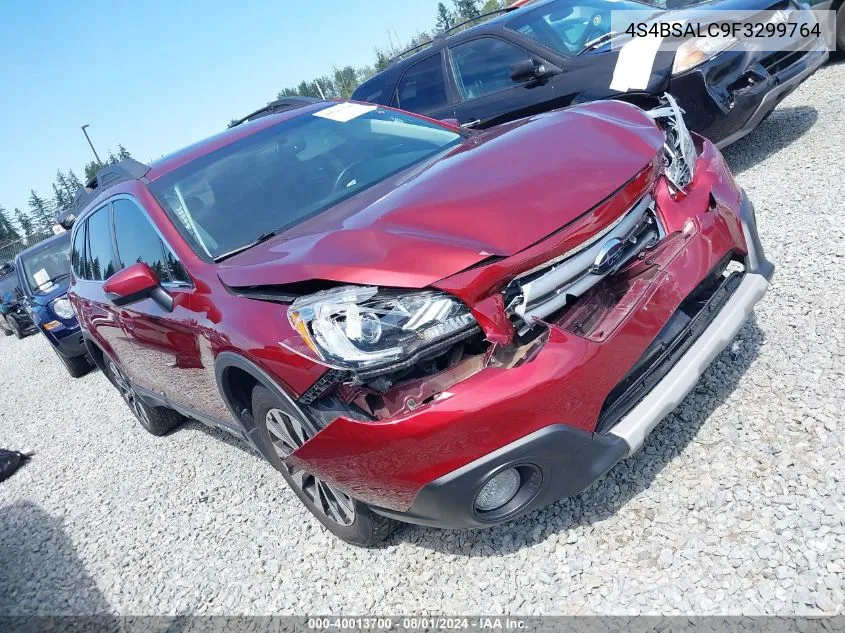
<box><xmin>217</xmin><ymin>101</ymin><xmax>664</xmax><ymax>290</ymax></box>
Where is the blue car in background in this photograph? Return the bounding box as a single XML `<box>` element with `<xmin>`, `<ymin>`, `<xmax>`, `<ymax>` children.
<box><xmin>15</xmin><ymin>232</ymin><xmax>92</xmax><ymax>377</ymax></box>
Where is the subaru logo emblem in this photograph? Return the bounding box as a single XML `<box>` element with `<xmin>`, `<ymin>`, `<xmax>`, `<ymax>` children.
<box><xmin>591</xmin><ymin>238</ymin><xmax>625</xmax><ymax>275</ymax></box>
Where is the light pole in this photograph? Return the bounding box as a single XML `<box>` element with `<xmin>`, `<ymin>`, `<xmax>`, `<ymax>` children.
<box><xmin>80</xmin><ymin>124</ymin><xmax>102</xmax><ymax>165</ymax></box>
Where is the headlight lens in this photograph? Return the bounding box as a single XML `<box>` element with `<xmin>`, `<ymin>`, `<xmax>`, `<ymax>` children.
<box><xmin>51</xmin><ymin>297</ymin><xmax>75</xmax><ymax>319</ymax></box>
<box><xmin>286</xmin><ymin>286</ymin><xmax>477</xmax><ymax>371</ymax></box>
<box><xmin>672</xmin><ymin>35</ymin><xmax>737</xmax><ymax>75</ymax></box>
<box><xmin>648</xmin><ymin>93</ymin><xmax>697</xmax><ymax>190</ymax></box>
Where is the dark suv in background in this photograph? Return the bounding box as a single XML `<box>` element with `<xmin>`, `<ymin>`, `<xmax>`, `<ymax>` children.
<box><xmin>352</xmin><ymin>0</ymin><xmax>827</xmax><ymax>146</ymax></box>
<box><xmin>15</xmin><ymin>232</ymin><xmax>92</xmax><ymax>377</ymax></box>
<box><xmin>0</xmin><ymin>263</ymin><xmax>36</xmax><ymax>339</ymax></box>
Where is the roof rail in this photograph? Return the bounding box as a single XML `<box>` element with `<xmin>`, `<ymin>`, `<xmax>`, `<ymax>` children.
<box><xmin>389</xmin><ymin>8</ymin><xmax>513</xmax><ymax>64</ymax></box>
<box><xmin>230</xmin><ymin>96</ymin><xmax>323</xmax><ymax>127</ymax></box>
<box><xmin>72</xmin><ymin>158</ymin><xmax>151</xmax><ymax>218</ymax></box>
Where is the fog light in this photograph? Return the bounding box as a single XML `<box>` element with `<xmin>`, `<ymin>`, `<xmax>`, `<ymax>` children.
<box><xmin>474</xmin><ymin>468</ymin><xmax>521</xmax><ymax>512</ymax></box>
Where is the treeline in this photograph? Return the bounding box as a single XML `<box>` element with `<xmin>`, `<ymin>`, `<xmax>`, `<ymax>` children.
<box><xmin>0</xmin><ymin>146</ymin><xmax>133</xmax><ymax>254</ymax></box>
<box><xmin>227</xmin><ymin>0</ymin><xmax>509</xmax><ymax>126</ymax></box>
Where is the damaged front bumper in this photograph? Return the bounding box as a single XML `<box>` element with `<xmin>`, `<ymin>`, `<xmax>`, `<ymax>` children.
<box><xmin>670</xmin><ymin>39</ymin><xmax>828</xmax><ymax>147</ymax></box>
<box><xmin>288</xmin><ymin>146</ymin><xmax>773</xmax><ymax>529</ymax></box>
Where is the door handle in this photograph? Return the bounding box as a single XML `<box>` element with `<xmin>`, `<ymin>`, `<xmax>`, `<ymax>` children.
<box><xmin>461</xmin><ymin>118</ymin><xmax>481</xmax><ymax>129</ymax></box>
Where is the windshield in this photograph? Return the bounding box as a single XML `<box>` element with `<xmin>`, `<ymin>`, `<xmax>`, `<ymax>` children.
<box><xmin>20</xmin><ymin>235</ymin><xmax>71</xmax><ymax>295</ymax></box>
<box><xmin>149</xmin><ymin>104</ymin><xmax>463</xmax><ymax>261</ymax></box>
<box><xmin>0</xmin><ymin>272</ymin><xmax>20</xmax><ymax>304</ymax></box>
<box><xmin>507</xmin><ymin>0</ymin><xmax>654</xmax><ymax>56</ymax></box>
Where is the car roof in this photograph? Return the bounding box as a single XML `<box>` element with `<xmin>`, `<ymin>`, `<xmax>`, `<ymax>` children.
<box><xmin>15</xmin><ymin>231</ymin><xmax>70</xmax><ymax>260</ymax></box>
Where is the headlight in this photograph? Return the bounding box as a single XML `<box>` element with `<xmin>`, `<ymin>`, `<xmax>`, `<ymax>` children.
<box><xmin>672</xmin><ymin>35</ymin><xmax>737</xmax><ymax>75</ymax></box>
<box><xmin>648</xmin><ymin>93</ymin><xmax>697</xmax><ymax>190</ymax></box>
<box><xmin>286</xmin><ymin>286</ymin><xmax>478</xmax><ymax>371</ymax></box>
<box><xmin>51</xmin><ymin>297</ymin><xmax>75</xmax><ymax>319</ymax></box>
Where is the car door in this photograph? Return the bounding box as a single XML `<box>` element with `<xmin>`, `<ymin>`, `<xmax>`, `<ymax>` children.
<box><xmin>109</xmin><ymin>197</ymin><xmax>203</xmax><ymax>408</ymax></box>
<box><xmin>69</xmin><ymin>204</ymin><xmax>131</xmax><ymax>370</ymax></box>
<box><xmin>447</xmin><ymin>35</ymin><xmax>559</xmax><ymax>129</ymax></box>
<box><xmin>390</xmin><ymin>52</ymin><xmax>457</xmax><ymax>122</ymax></box>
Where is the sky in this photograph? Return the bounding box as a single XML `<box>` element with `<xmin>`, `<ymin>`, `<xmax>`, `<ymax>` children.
<box><xmin>0</xmin><ymin>0</ymin><xmax>442</xmax><ymax>215</ymax></box>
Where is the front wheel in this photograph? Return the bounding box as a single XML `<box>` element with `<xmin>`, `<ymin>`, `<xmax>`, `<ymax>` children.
<box><xmin>7</xmin><ymin>315</ymin><xmax>23</xmax><ymax>339</ymax></box>
<box><xmin>107</xmin><ymin>360</ymin><xmax>182</xmax><ymax>436</ymax></box>
<box><xmin>251</xmin><ymin>385</ymin><xmax>396</xmax><ymax>546</ymax></box>
<box><xmin>54</xmin><ymin>349</ymin><xmax>92</xmax><ymax>378</ymax></box>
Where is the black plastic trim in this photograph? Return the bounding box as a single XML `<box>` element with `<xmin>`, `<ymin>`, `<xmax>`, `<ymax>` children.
<box><xmin>371</xmin><ymin>424</ymin><xmax>628</xmax><ymax>529</ymax></box>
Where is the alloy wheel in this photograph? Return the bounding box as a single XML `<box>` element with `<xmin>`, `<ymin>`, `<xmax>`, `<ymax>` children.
<box><xmin>109</xmin><ymin>361</ymin><xmax>151</xmax><ymax>426</ymax></box>
<box><xmin>265</xmin><ymin>407</ymin><xmax>356</xmax><ymax>526</ymax></box>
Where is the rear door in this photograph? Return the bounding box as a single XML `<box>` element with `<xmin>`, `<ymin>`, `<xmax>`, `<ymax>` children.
<box><xmin>109</xmin><ymin>196</ymin><xmax>201</xmax><ymax>406</ymax></box>
<box><xmin>447</xmin><ymin>36</ymin><xmax>558</xmax><ymax>128</ymax></box>
<box><xmin>390</xmin><ymin>52</ymin><xmax>457</xmax><ymax>122</ymax></box>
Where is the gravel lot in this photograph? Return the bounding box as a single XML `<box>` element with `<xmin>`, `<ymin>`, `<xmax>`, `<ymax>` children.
<box><xmin>1</xmin><ymin>60</ymin><xmax>843</xmax><ymax>617</ymax></box>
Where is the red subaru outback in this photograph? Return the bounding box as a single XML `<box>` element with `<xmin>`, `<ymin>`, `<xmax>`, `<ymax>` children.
<box><xmin>68</xmin><ymin>98</ymin><xmax>773</xmax><ymax>545</ymax></box>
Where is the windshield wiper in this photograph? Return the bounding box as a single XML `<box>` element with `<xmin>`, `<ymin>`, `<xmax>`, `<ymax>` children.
<box><xmin>212</xmin><ymin>229</ymin><xmax>286</xmax><ymax>263</ymax></box>
<box><xmin>36</xmin><ymin>272</ymin><xmax>70</xmax><ymax>287</ymax></box>
<box><xmin>578</xmin><ymin>31</ymin><xmax>623</xmax><ymax>55</ymax></box>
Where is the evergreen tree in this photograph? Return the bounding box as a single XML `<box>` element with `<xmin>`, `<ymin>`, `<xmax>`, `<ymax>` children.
<box><xmin>14</xmin><ymin>208</ymin><xmax>34</xmax><ymax>241</ymax></box>
<box><xmin>28</xmin><ymin>189</ymin><xmax>53</xmax><ymax>230</ymax></box>
<box><xmin>117</xmin><ymin>144</ymin><xmax>132</xmax><ymax>160</ymax></box>
<box><xmin>436</xmin><ymin>2</ymin><xmax>454</xmax><ymax>31</ymax></box>
<box><xmin>0</xmin><ymin>205</ymin><xmax>21</xmax><ymax>242</ymax></box>
<box><xmin>453</xmin><ymin>0</ymin><xmax>480</xmax><ymax>20</ymax></box>
<box><xmin>53</xmin><ymin>183</ymin><xmax>69</xmax><ymax>211</ymax></box>
<box><xmin>107</xmin><ymin>150</ymin><xmax>119</xmax><ymax>165</ymax></box>
<box><xmin>66</xmin><ymin>170</ymin><xmax>83</xmax><ymax>192</ymax></box>
<box><xmin>84</xmin><ymin>161</ymin><xmax>100</xmax><ymax>182</ymax></box>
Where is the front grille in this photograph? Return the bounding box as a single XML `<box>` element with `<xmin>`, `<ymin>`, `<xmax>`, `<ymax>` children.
<box><xmin>760</xmin><ymin>49</ymin><xmax>807</xmax><ymax>76</ymax></box>
<box><xmin>504</xmin><ymin>195</ymin><xmax>662</xmax><ymax>335</ymax></box>
<box><xmin>595</xmin><ymin>265</ymin><xmax>744</xmax><ymax>434</ymax></box>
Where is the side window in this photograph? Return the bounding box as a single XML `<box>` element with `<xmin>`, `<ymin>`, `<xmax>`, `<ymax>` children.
<box><xmin>352</xmin><ymin>75</ymin><xmax>390</xmax><ymax>104</ymax></box>
<box><xmin>395</xmin><ymin>54</ymin><xmax>448</xmax><ymax>115</ymax></box>
<box><xmin>450</xmin><ymin>37</ymin><xmax>533</xmax><ymax>101</ymax></box>
<box><xmin>71</xmin><ymin>221</ymin><xmax>86</xmax><ymax>278</ymax></box>
<box><xmin>85</xmin><ymin>206</ymin><xmax>118</xmax><ymax>282</ymax></box>
<box><xmin>112</xmin><ymin>199</ymin><xmax>189</xmax><ymax>284</ymax></box>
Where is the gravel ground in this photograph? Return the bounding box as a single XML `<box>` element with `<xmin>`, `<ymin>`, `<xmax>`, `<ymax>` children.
<box><xmin>1</xmin><ymin>60</ymin><xmax>843</xmax><ymax>617</ymax></box>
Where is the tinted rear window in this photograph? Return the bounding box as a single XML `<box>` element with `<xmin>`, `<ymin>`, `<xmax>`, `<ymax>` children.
<box><xmin>395</xmin><ymin>55</ymin><xmax>449</xmax><ymax>115</ymax></box>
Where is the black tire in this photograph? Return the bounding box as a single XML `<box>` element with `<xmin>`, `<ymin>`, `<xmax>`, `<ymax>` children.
<box><xmin>7</xmin><ymin>315</ymin><xmax>23</xmax><ymax>339</ymax></box>
<box><xmin>251</xmin><ymin>385</ymin><xmax>396</xmax><ymax>546</ymax></box>
<box><xmin>837</xmin><ymin>4</ymin><xmax>844</xmax><ymax>53</ymax></box>
<box><xmin>0</xmin><ymin>319</ymin><xmax>11</xmax><ymax>336</ymax></box>
<box><xmin>54</xmin><ymin>349</ymin><xmax>92</xmax><ymax>378</ymax></box>
<box><xmin>106</xmin><ymin>359</ymin><xmax>182</xmax><ymax>436</ymax></box>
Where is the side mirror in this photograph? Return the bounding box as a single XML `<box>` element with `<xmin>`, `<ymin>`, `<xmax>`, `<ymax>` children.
<box><xmin>103</xmin><ymin>263</ymin><xmax>174</xmax><ymax>312</ymax></box>
<box><xmin>509</xmin><ymin>59</ymin><xmax>549</xmax><ymax>82</ymax></box>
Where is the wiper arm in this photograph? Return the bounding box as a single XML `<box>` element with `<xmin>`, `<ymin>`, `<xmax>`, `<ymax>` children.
<box><xmin>578</xmin><ymin>31</ymin><xmax>622</xmax><ymax>55</ymax></box>
<box><xmin>39</xmin><ymin>272</ymin><xmax>71</xmax><ymax>286</ymax></box>
<box><xmin>212</xmin><ymin>229</ymin><xmax>285</xmax><ymax>263</ymax></box>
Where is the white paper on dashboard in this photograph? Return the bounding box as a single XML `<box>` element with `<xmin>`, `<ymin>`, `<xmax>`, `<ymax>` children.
<box><xmin>609</xmin><ymin>33</ymin><xmax>664</xmax><ymax>92</ymax></box>
<box><xmin>313</xmin><ymin>102</ymin><xmax>377</xmax><ymax>122</ymax></box>
<box><xmin>33</xmin><ymin>268</ymin><xmax>54</xmax><ymax>291</ymax></box>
